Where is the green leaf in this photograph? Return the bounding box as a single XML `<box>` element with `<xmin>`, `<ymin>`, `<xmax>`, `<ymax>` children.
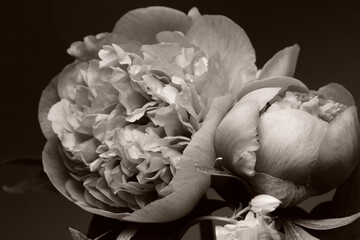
<box><xmin>291</xmin><ymin>212</ymin><xmax>360</xmax><ymax>230</ymax></box>
<box><xmin>69</xmin><ymin>228</ymin><xmax>91</xmax><ymax>240</ymax></box>
<box><xmin>283</xmin><ymin>221</ymin><xmax>319</xmax><ymax>240</ymax></box>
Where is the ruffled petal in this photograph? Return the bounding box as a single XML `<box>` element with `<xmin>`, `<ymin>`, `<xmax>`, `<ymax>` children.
<box><xmin>309</xmin><ymin>106</ymin><xmax>360</xmax><ymax>193</ymax></box>
<box><xmin>122</xmin><ymin>94</ymin><xmax>234</xmax><ymax>222</ymax></box>
<box><xmin>215</xmin><ymin>100</ymin><xmax>260</xmax><ymax>176</ymax></box>
<box><xmin>186</xmin><ymin>15</ymin><xmax>256</xmax><ymax>98</ymax></box>
<box><xmin>38</xmin><ymin>75</ymin><xmax>60</xmax><ymax>139</ymax></box>
<box><xmin>239</xmin><ymin>87</ymin><xmax>282</xmax><ymax>110</ymax></box>
<box><xmin>256</xmin><ymin>109</ymin><xmax>328</xmax><ymax>185</ymax></box>
<box><xmin>316</xmin><ymin>83</ymin><xmax>355</xmax><ymax>106</ymax></box>
<box><xmin>257</xmin><ymin>44</ymin><xmax>300</xmax><ymax>80</ymax></box>
<box><xmin>112</xmin><ymin>7</ymin><xmax>191</xmax><ymax>44</ymax></box>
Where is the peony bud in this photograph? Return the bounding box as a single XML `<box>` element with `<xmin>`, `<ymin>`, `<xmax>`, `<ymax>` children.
<box><xmin>215</xmin><ymin>76</ymin><xmax>360</xmax><ymax>205</ymax></box>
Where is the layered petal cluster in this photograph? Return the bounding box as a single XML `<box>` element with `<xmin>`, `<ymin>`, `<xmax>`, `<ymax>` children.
<box><xmin>39</xmin><ymin>7</ymin><xmax>257</xmax><ymax>222</ymax></box>
<box><xmin>216</xmin><ymin>74</ymin><xmax>360</xmax><ymax>205</ymax></box>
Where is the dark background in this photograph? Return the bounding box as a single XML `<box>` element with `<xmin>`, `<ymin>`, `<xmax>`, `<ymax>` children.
<box><xmin>0</xmin><ymin>0</ymin><xmax>359</xmax><ymax>239</ymax></box>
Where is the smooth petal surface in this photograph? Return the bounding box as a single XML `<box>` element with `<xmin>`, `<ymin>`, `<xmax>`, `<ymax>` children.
<box><xmin>113</xmin><ymin>7</ymin><xmax>191</xmax><ymax>44</ymax></box>
<box><xmin>249</xmin><ymin>194</ymin><xmax>281</xmax><ymax>214</ymax></box>
<box><xmin>42</xmin><ymin>94</ymin><xmax>234</xmax><ymax>222</ymax></box>
<box><xmin>38</xmin><ymin>75</ymin><xmax>60</xmax><ymax>139</ymax></box>
<box><xmin>257</xmin><ymin>44</ymin><xmax>300</xmax><ymax>80</ymax></box>
<box><xmin>239</xmin><ymin>87</ymin><xmax>282</xmax><ymax>110</ymax></box>
<box><xmin>186</xmin><ymin>15</ymin><xmax>256</xmax><ymax>98</ymax></box>
<box><xmin>317</xmin><ymin>83</ymin><xmax>355</xmax><ymax>106</ymax></box>
<box><xmin>215</xmin><ymin>100</ymin><xmax>260</xmax><ymax>176</ymax></box>
<box><xmin>237</xmin><ymin>76</ymin><xmax>308</xmax><ymax>101</ymax></box>
<box><xmin>309</xmin><ymin>106</ymin><xmax>360</xmax><ymax>192</ymax></box>
<box><xmin>256</xmin><ymin>109</ymin><xmax>328</xmax><ymax>185</ymax></box>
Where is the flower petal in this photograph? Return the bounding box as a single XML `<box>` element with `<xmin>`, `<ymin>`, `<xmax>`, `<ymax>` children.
<box><xmin>186</xmin><ymin>15</ymin><xmax>256</xmax><ymax>98</ymax></box>
<box><xmin>316</xmin><ymin>83</ymin><xmax>355</xmax><ymax>106</ymax></box>
<box><xmin>309</xmin><ymin>106</ymin><xmax>360</xmax><ymax>193</ymax></box>
<box><xmin>43</xmin><ymin>94</ymin><xmax>234</xmax><ymax>222</ymax></box>
<box><xmin>112</xmin><ymin>7</ymin><xmax>191</xmax><ymax>44</ymax></box>
<box><xmin>38</xmin><ymin>75</ymin><xmax>60</xmax><ymax>139</ymax></box>
<box><xmin>122</xmin><ymin>94</ymin><xmax>235</xmax><ymax>222</ymax></box>
<box><xmin>256</xmin><ymin>109</ymin><xmax>328</xmax><ymax>185</ymax></box>
<box><xmin>257</xmin><ymin>44</ymin><xmax>300</xmax><ymax>80</ymax></box>
<box><xmin>215</xmin><ymin>100</ymin><xmax>260</xmax><ymax>176</ymax></box>
<box><xmin>238</xmin><ymin>76</ymin><xmax>308</xmax><ymax>101</ymax></box>
<box><xmin>239</xmin><ymin>87</ymin><xmax>282</xmax><ymax>110</ymax></box>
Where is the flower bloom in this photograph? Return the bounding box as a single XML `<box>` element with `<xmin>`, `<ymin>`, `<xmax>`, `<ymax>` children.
<box><xmin>215</xmin><ymin>75</ymin><xmax>360</xmax><ymax>205</ymax></box>
<box><xmin>38</xmin><ymin>6</ymin><xmax>258</xmax><ymax>222</ymax></box>
<box><xmin>215</xmin><ymin>212</ymin><xmax>280</xmax><ymax>240</ymax></box>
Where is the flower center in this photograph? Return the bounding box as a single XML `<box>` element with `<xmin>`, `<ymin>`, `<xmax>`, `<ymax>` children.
<box><xmin>265</xmin><ymin>91</ymin><xmax>347</xmax><ymax>122</ymax></box>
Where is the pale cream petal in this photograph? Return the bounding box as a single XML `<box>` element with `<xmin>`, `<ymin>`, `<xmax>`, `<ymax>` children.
<box><xmin>215</xmin><ymin>100</ymin><xmax>260</xmax><ymax>176</ymax></box>
<box><xmin>257</xmin><ymin>44</ymin><xmax>300</xmax><ymax>80</ymax></box>
<box><xmin>238</xmin><ymin>76</ymin><xmax>308</xmax><ymax>101</ymax></box>
<box><xmin>186</xmin><ymin>15</ymin><xmax>256</xmax><ymax>98</ymax></box>
<box><xmin>316</xmin><ymin>83</ymin><xmax>355</xmax><ymax>106</ymax></box>
<box><xmin>112</xmin><ymin>7</ymin><xmax>191</xmax><ymax>44</ymax></box>
<box><xmin>38</xmin><ymin>75</ymin><xmax>60</xmax><ymax>139</ymax></box>
<box><xmin>309</xmin><ymin>106</ymin><xmax>360</xmax><ymax>192</ymax></box>
<box><xmin>256</xmin><ymin>109</ymin><xmax>328</xmax><ymax>185</ymax></box>
<box><xmin>239</xmin><ymin>87</ymin><xmax>282</xmax><ymax>110</ymax></box>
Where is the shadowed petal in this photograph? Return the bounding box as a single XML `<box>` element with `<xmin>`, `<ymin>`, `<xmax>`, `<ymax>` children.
<box><xmin>38</xmin><ymin>76</ymin><xmax>60</xmax><ymax>139</ymax></box>
<box><xmin>257</xmin><ymin>44</ymin><xmax>300</xmax><ymax>80</ymax></box>
<box><xmin>317</xmin><ymin>83</ymin><xmax>355</xmax><ymax>106</ymax></box>
<box><xmin>113</xmin><ymin>7</ymin><xmax>191</xmax><ymax>44</ymax></box>
<box><xmin>309</xmin><ymin>106</ymin><xmax>360</xmax><ymax>193</ymax></box>
<box><xmin>186</xmin><ymin>15</ymin><xmax>256</xmax><ymax>98</ymax></box>
<box><xmin>256</xmin><ymin>109</ymin><xmax>328</xmax><ymax>185</ymax></box>
<box><xmin>122</xmin><ymin>94</ymin><xmax>235</xmax><ymax>222</ymax></box>
<box><xmin>215</xmin><ymin>100</ymin><xmax>260</xmax><ymax>176</ymax></box>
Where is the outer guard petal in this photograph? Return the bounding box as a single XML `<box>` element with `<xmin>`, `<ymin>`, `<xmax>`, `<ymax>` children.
<box><xmin>112</xmin><ymin>7</ymin><xmax>191</xmax><ymax>44</ymax></box>
<box><xmin>186</xmin><ymin>15</ymin><xmax>256</xmax><ymax>98</ymax></box>
<box><xmin>317</xmin><ymin>83</ymin><xmax>355</xmax><ymax>106</ymax></box>
<box><xmin>256</xmin><ymin>109</ymin><xmax>328</xmax><ymax>185</ymax></box>
<box><xmin>38</xmin><ymin>75</ymin><xmax>60</xmax><ymax>139</ymax></box>
<box><xmin>309</xmin><ymin>106</ymin><xmax>360</xmax><ymax>193</ymax></box>
<box><xmin>215</xmin><ymin>100</ymin><xmax>260</xmax><ymax>177</ymax></box>
<box><xmin>238</xmin><ymin>76</ymin><xmax>308</xmax><ymax>101</ymax></box>
<box><xmin>43</xmin><ymin>94</ymin><xmax>234</xmax><ymax>222</ymax></box>
<box><xmin>257</xmin><ymin>44</ymin><xmax>300</xmax><ymax>79</ymax></box>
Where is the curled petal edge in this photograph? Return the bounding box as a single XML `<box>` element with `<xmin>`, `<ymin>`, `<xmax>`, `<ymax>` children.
<box><xmin>43</xmin><ymin>94</ymin><xmax>235</xmax><ymax>222</ymax></box>
<box><xmin>38</xmin><ymin>75</ymin><xmax>60</xmax><ymax>139</ymax></box>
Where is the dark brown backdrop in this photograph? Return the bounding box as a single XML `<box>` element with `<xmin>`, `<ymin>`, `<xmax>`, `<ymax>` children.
<box><xmin>0</xmin><ymin>0</ymin><xmax>359</xmax><ymax>239</ymax></box>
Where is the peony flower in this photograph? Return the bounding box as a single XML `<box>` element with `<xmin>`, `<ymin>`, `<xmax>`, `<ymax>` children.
<box><xmin>38</xmin><ymin>6</ymin><xmax>260</xmax><ymax>222</ymax></box>
<box><xmin>215</xmin><ymin>211</ymin><xmax>280</xmax><ymax>240</ymax></box>
<box><xmin>215</xmin><ymin>75</ymin><xmax>360</xmax><ymax>206</ymax></box>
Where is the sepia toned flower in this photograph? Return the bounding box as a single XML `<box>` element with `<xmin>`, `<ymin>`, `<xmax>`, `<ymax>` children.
<box><xmin>38</xmin><ymin>6</ymin><xmax>257</xmax><ymax>222</ymax></box>
<box><xmin>216</xmin><ymin>76</ymin><xmax>360</xmax><ymax>205</ymax></box>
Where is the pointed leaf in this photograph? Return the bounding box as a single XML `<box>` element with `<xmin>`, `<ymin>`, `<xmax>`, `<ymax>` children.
<box><xmin>291</xmin><ymin>212</ymin><xmax>360</xmax><ymax>230</ymax></box>
<box><xmin>283</xmin><ymin>221</ymin><xmax>319</xmax><ymax>240</ymax></box>
<box><xmin>69</xmin><ymin>228</ymin><xmax>91</xmax><ymax>240</ymax></box>
<box><xmin>117</xmin><ymin>225</ymin><xmax>139</xmax><ymax>240</ymax></box>
<box><xmin>257</xmin><ymin>44</ymin><xmax>300</xmax><ymax>79</ymax></box>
